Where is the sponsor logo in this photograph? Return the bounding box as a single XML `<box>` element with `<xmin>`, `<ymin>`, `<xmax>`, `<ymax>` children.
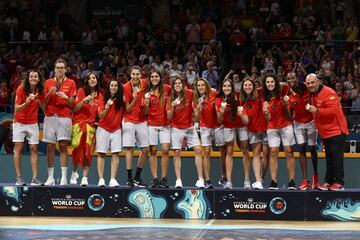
<box><xmin>51</xmin><ymin>195</ymin><xmax>86</xmax><ymax>210</ymax></box>
<box><xmin>233</xmin><ymin>198</ymin><xmax>267</xmax><ymax>213</ymax></box>
<box><xmin>88</xmin><ymin>194</ymin><xmax>105</xmax><ymax>211</ymax></box>
<box><xmin>269</xmin><ymin>197</ymin><xmax>287</xmax><ymax>215</ymax></box>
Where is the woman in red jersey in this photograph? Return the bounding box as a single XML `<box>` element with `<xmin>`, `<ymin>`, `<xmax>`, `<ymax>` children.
<box><xmin>238</xmin><ymin>77</ymin><xmax>270</xmax><ymax>189</ymax></box>
<box><xmin>143</xmin><ymin>70</ymin><xmax>171</xmax><ymax>188</ymax></box>
<box><xmin>167</xmin><ymin>77</ymin><xmax>204</xmax><ymax>188</ymax></box>
<box><xmin>285</xmin><ymin>72</ymin><xmax>318</xmax><ymax>190</ymax></box>
<box><xmin>122</xmin><ymin>66</ymin><xmax>149</xmax><ymax>187</ymax></box>
<box><xmin>261</xmin><ymin>74</ymin><xmax>296</xmax><ymax>190</ymax></box>
<box><xmin>215</xmin><ymin>79</ymin><xmax>241</xmax><ymax>189</ymax></box>
<box><xmin>193</xmin><ymin>78</ymin><xmax>225</xmax><ymax>189</ymax></box>
<box><xmin>95</xmin><ymin>79</ymin><xmax>123</xmax><ymax>187</ymax></box>
<box><xmin>13</xmin><ymin>69</ymin><xmax>45</xmax><ymax>186</ymax></box>
<box><xmin>71</xmin><ymin>72</ymin><xmax>102</xmax><ymax>186</ymax></box>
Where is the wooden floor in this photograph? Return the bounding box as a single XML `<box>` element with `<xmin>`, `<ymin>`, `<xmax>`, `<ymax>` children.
<box><xmin>1</xmin><ymin>216</ymin><xmax>360</xmax><ymax>230</ymax></box>
<box><xmin>1</xmin><ymin>217</ymin><xmax>360</xmax><ymax>240</ymax></box>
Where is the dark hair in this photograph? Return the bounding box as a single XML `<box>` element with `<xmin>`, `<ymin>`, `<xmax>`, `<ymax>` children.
<box><xmin>104</xmin><ymin>79</ymin><xmax>123</xmax><ymax>110</ymax></box>
<box><xmin>83</xmin><ymin>71</ymin><xmax>101</xmax><ymax>96</ymax></box>
<box><xmin>23</xmin><ymin>69</ymin><xmax>45</xmax><ymax>95</ymax></box>
<box><xmin>147</xmin><ymin>70</ymin><xmax>165</xmax><ymax>106</ymax></box>
<box><xmin>54</xmin><ymin>58</ymin><xmax>67</xmax><ymax>68</ymax></box>
<box><xmin>262</xmin><ymin>73</ymin><xmax>281</xmax><ymax>101</ymax></box>
<box><xmin>170</xmin><ymin>78</ymin><xmax>186</xmax><ymax>105</ymax></box>
<box><xmin>288</xmin><ymin>72</ymin><xmax>306</xmax><ymax>95</ymax></box>
<box><xmin>240</xmin><ymin>77</ymin><xmax>258</xmax><ymax>103</ymax></box>
<box><xmin>218</xmin><ymin>79</ymin><xmax>237</xmax><ymax>120</ymax></box>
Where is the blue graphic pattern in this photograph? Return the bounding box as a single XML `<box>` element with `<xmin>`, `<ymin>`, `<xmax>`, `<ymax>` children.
<box><xmin>321</xmin><ymin>198</ymin><xmax>360</xmax><ymax>221</ymax></box>
<box><xmin>175</xmin><ymin>190</ymin><xmax>209</xmax><ymax>219</ymax></box>
<box><xmin>128</xmin><ymin>189</ymin><xmax>167</xmax><ymax>218</ymax></box>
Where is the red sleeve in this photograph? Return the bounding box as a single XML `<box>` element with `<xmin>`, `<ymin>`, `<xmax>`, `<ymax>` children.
<box><xmin>318</xmin><ymin>92</ymin><xmax>342</xmax><ymax>117</ymax></box>
<box><xmin>44</xmin><ymin>79</ymin><xmax>51</xmax><ymax>95</ymax></box>
<box><xmin>15</xmin><ymin>85</ymin><xmax>25</xmax><ymax>105</ymax></box>
<box><xmin>165</xmin><ymin>96</ymin><xmax>171</xmax><ymax>111</ymax></box>
<box><xmin>38</xmin><ymin>92</ymin><xmax>46</xmax><ymax>103</ymax></box>
<box><xmin>75</xmin><ymin>88</ymin><xmax>86</xmax><ymax>104</ymax></box>
<box><xmin>123</xmin><ymin>83</ymin><xmax>132</xmax><ymax>104</ymax></box>
<box><xmin>214</xmin><ymin>98</ymin><xmax>221</xmax><ymax>112</ymax></box>
<box><xmin>281</xmin><ymin>83</ymin><xmax>289</xmax><ymax>97</ymax></box>
<box><xmin>98</xmin><ymin>94</ymin><xmax>105</xmax><ymax>113</ymax></box>
<box><xmin>69</xmin><ymin>80</ymin><xmax>77</xmax><ymax>97</ymax></box>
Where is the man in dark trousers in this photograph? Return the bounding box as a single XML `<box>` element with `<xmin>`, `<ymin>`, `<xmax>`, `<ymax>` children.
<box><xmin>305</xmin><ymin>73</ymin><xmax>348</xmax><ymax>191</ymax></box>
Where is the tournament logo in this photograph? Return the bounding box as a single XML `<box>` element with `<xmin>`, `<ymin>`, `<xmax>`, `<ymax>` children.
<box><xmin>233</xmin><ymin>198</ymin><xmax>267</xmax><ymax>213</ymax></box>
<box><xmin>269</xmin><ymin>197</ymin><xmax>287</xmax><ymax>215</ymax></box>
<box><xmin>51</xmin><ymin>195</ymin><xmax>86</xmax><ymax>210</ymax></box>
<box><xmin>87</xmin><ymin>194</ymin><xmax>105</xmax><ymax>211</ymax></box>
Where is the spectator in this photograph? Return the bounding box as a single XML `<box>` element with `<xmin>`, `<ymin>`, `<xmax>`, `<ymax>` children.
<box><xmin>0</xmin><ymin>79</ymin><xmax>10</xmax><ymax>112</ymax></box>
<box><xmin>114</xmin><ymin>18</ymin><xmax>129</xmax><ymax>41</ymax></box>
<box><xmin>230</xmin><ymin>25</ymin><xmax>246</xmax><ymax>69</ymax></box>
<box><xmin>202</xmin><ymin>60</ymin><xmax>219</xmax><ymax>87</ymax></box>
<box><xmin>186</xmin><ymin>15</ymin><xmax>201</xmax><ymax>44</ymax></box>
<box><xmin>301</xmin><ymin>50</ymin><xmax>319</xmax><ymax>74</ymax></box>
<box><xmin>152</xmin><ymin>55</ymin><xmax>165</xmax><ymax>73</ymax></box>
<box><xmin>184</xmin><ymin>62</ymin><xmax>198</xmax><ymax>87</ymax></box>
<box><xmin>200</xmin><ymin>16</ymin><xmax>216</xmax><ymax>42</ymax></box>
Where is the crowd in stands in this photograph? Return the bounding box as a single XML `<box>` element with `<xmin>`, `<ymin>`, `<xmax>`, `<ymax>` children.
<box><xmin>0</xmin><ymin>0</ymin><xmax>359</xmax><ymax>115</ymax></box>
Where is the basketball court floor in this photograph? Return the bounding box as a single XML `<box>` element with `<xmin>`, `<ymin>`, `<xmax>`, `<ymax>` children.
<box><xmin>0</xmin><ymin>217</ymin><xmax>360</xmax><ymax>240</ymax></box>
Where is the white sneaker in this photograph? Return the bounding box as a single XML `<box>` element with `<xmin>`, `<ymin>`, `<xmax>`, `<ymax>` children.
<box><xmin>175</xmin><ymin>179</ymin><xmax>183</xmax><ymax>188</ymax></box>
<box><xmin>60</xmin><ymin>177</ymin><xmax>68</xmax><ymax>185</ymax></box>
<box><xmin>81</xmin><ymin>177</ymin><xmax>88</xmax><ymax>187</ymax></box>
<box><xmin>195</xmin><ymin>178</ymin><xmax>205</xmax><ymax>188</ymax></box>
<box><xmin>98</xmin><ymin>178</ymin><xmax>106</xmax><ymax>187</ymax></box>
<box><xmin>225</xmin><ymin>180</ymin><xmax>233</xmax><ymax>189</ymax></box>
<box><xmin>244</xmin><ymin>180</ymin><xmax>251</xmax><ymax>189</ymax></box>
<box><xmin>70</xmin><ymin>172</ymin><xmax>79</xmax><ymax>185</ymax></box>
<box><xmin>44</xmin><ymin>177</ymin><xmax>55</xmax><ymax>186</ymax></box>
<box><xmin>252</xmin><ymin>181</ymin><xmax>264</xmax><ymax>189</ymax></box>
<box><xmin>109</xmin><ymin>178</ymin><xmax>120</xmax><ymax>187</ymax></box>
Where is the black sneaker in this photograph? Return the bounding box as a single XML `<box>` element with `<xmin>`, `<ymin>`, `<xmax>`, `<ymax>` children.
<box><xmin>218</xmin><ymin>177</ymin><xmax>228</xmax><ymax>188</ymax></box>
<box><xmin>160</xmin><ymin>177</ymin><xmax>169</xmax><ymax>188</ymax></box>
<box><xmin>151</xmin><ymin>178</ymin><xmax>160</xmax><ymax>188</ymax></box>
<box><xmin>288</xmin><ymin>179</ymin><xmax>296</xmax><ymax>190</ymax></box>
<box><xmin>268</xmin><ymin>180</ymin><xmax>278</xmax><ymax>190</ymax></box>
<box><xmin>127</xmin><ymin>178</ymin><xmax>134</xmax><ymax>187</ymax></box>
<box><xmin>205</xmin><ymin>180</ymin><xmax>214</xmax><ymax>189</ymax></box>
<box><xmin>133</xmin><ymin>178</ymin><xmax>147</xmax><ymax>188</ymax></box>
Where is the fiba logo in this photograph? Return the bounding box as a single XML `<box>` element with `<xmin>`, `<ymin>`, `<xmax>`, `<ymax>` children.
<box><xmin>87</xmin><ymin>194</ymin><xmax>105</xmax><ymax>211</ymax></box>
<box><xmin>269</xmin><ymin>197</ymin><xmax>287</xmax><ymax>215</ymax></box>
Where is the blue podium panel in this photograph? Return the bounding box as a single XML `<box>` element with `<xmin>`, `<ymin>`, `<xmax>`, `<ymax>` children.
<box><xmin>0</xmin><ymin>185</ymin><xmax>32</xmax><ymax>216</ymax></box>
<box><xmin>306</xmin><ymin>190</ymin><xmax>360</xmax><ymax>221</ymax></box>
<box><xmin>214</xmin><ymin>189</ymin><xmax>306</xmax><ymax>220</ymax></box>
<box><xmin>123</xmin><ymin>187</ymin><xmax>215</xmax><ymax>219</ymax></box>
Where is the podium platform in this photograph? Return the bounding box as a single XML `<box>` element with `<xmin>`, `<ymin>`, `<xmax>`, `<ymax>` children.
<box><xmin>1</xmin><ymin>184</ymin><xmax>359</xmax><ymax>221</ymax></box>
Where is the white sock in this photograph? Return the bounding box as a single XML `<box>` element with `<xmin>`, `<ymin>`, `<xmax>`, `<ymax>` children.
<box><xmin>61</xmin><ymin>167</ymin><xmax>68</xmax><ymax>179</ymax></box>
<box><xmin>48</xmin><ymin>167</ymin><xmax>54</xmax><ymax>178</ymax></box>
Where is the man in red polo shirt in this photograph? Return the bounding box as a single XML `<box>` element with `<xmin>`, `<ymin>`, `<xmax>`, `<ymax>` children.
<box><xmin>43</xmin><ymin>59</ymin><xmax>77</xmax><ymax>186</ymax></box>
<box><xmin>305</xmin><ymin>73</ymin><xmax>348</xmax><ymax>191</ymax></box>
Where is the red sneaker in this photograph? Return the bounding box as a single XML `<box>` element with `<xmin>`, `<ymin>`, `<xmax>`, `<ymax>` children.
<box><xmin>311</xmin><ymin>175</ymin><xmax>319</xmax><ymax>189</ymax></box>
<box><xmin>329</xmin><ymin>183</ymin><xmax>344</xmax><ymax>191</ymax></box>
<box><xmin>318</xmin><ymin>182</ymin><xmax>330</xmax><ymax>191</ymax></box>
<box><xmin>298</xmin><ymin>179</ymin><xmax>310</xmax><ymax>190</ymax></box>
